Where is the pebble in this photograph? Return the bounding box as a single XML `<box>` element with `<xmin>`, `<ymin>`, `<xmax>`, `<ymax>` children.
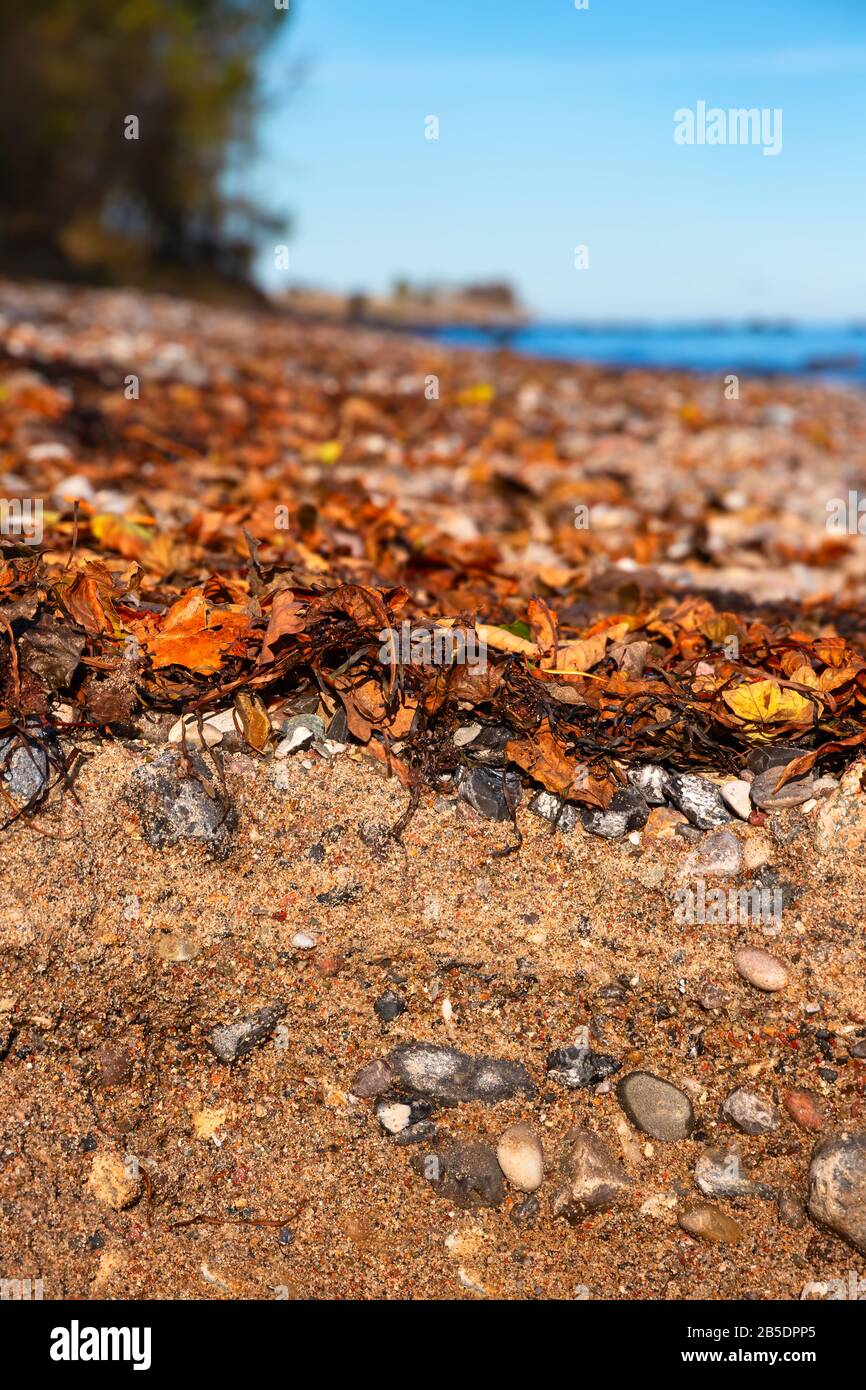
<box><xmin>291</xmin><ymin>932</ymin><xmax>316</xmax><ymax>950</ymax></box>
<box><xmin>626</xmin><ymin>764</ymin><xmax>668</xmax><ymax>805</ymax></box>
<box><xmin>551</xmin><ymin>1128</ymin><xmax>633</xmax><ymax>1221</ymax></box>
<box><xmin>413</xmin><ymin>1139</ymin><xmax>505</xmax><ymax>1209</ymax></box>
<box><xmin>694</xmin><ymin>1145</ymin><xmax>771</xmax><ymax>1199</ymax></box>
<box><xmin>94</xmin><ymin>1044</ymin><xmax>133</xmax><ymax>1088</ymax></box>
<box><xmin>746</xmin><ymin>745</ymin><xmax>806</xmax><ymax>774</ymax></box>
<box><xmin>386</xmin><ymin>1042</ymin><xmax>535</xmax><ymax>1104</ymax></box>
<box><xmin>546</xmin><ymin>1044</ymin><xmax>621</xmax><ymax>1090</ymax></box>
<box><xmin>210</xmin><ymin>1003</ymin><xmax>287</xmax><ymax>1063</ymax></box>
<box><xmin>750</xmin><ymin>766</ymin><xmax>815</xmax><ymax>810</ymax></box>
<box><xmin>783</xmin><ymin>1088</ymin><xmax>825</xmax><ymax>1132</ymax></box>
<box><xmin>699</xmin><ymin>983</ymin><xmax>731</xmax><ymax>1013</ymax></box>
<box><xmin>168</xmin><ymin>709</ymin><xmax>235</xmax><ymax>748</ymax></box>
<box><xmin>733</xmin><ymin>946</ymin><xmax>788</xmax><ymax>992</ymax></box>
<box><xmin>778</xmin><ymin>1188</ymin><xmax>807</xmax><ymax>1229</ymax></box>
<box><xmin>678</xmin><ymin>1203</ymin><xmax>745</xmax><ymax>1244</ymax></box>
<box><xmin>0</xmin><ymin>737</ymin><xmax>50</xmax><ymax>805</ymax></box>
<box><xmin>678</xmin><ymin>828</ymin><xmax>742</xmax><ymax>879</ymax></box>
<box><xmin>453</xmin><ymin>722</ymin><xmax>481</xmax><ymax>747</ymax></box>
<box><xmin>720</xmin><ymin>778</ymin><xmax>752</xmax><ymax>820</ymax></box>
<box><xmin>529</xmin><ymin>790</ymin><xmax>578</xmax><ymax>833</ymax></box>
<box><xmin>458</xmin><ymin>766</ymin><xmax>522</xmax><ymax>821</ymax></box>
<box><xmin>87</xmin><ymin>1151</ymin><xmax>141</xmax><ymax>1211</ymax></box>
<box><xmin>374</xmin><ymin>990</ymin><xmax>406</xmax><ymax>1023</ymax></box>
<box><xmin>643</xmin><ymin>806</ymin><xmax>689</xmax><ymax>840</ymax></box>
<box><xmin>665</xmin><ymin>774</ymin><xmax>731</xmax><ymax>829</ymax></box>
<box><xmin>374</xmin><ymin>1099</ymin><xmax>412</xmax><ymax>1135</ymax></box>
<box><xmin>155</xmin><ymin>930</ymin><xmax>198</xmax><ymax>962</ymax></box>
<box><xmin>350</xmin><ymin>1059</ymin><xmax>393</xmax><ymax>1098</ymax></box>
<box><xmin>496</xmin><ymin>1122</ymin><xmax>544</xmax><ymax>1192</ymax></box>
<box><xmin>129</xmin><ymin>750</ymin><xmax>234</xmax><ymax>851</ymax></box>
<box><xmin>616</xmin><ymin>1071</ymin><xmax>695</xmax><ymax>1141</ymax></box>
<box><xmin>275</xmin><ymin>715</ymin><xmax>324</xmax><ymax>757</ymax></box>
<box><xmin>849</xmin><ymin>1039</ymin><xmax>866</xmax><ymax>1060</ymax></box>
<box><xmin>722</xmin><ymin>1088</ymin><xmax>780</xmax><ymax>1135</ymax></box>
<box><xmin>808</xmin><ymin>1130</ymin><xmax>866</xmax><ymax>1253</ymax></box>
<box><xmin>579</xmin><ymin>788</ymin><xmax>648</xmax><ymax>838</ymax></box>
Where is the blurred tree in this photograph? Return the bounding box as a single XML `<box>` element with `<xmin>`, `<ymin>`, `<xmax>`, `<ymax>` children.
<box><xmin>0</xmin><ymin>0</ymin><xmax>288</xmax><ymax>293</ymax></box>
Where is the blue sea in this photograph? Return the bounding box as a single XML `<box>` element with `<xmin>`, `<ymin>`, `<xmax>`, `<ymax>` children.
<box><xmin>427</xmin><ymin>323</ymin><xmax>866</xmax><ymax>384</ymax></box>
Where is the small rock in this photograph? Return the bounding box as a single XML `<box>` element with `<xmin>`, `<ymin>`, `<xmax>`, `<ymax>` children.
<box><xmin>808</xmin><ymin>1131</ymin><xmax>866</xmax><ymax>1253</ymax></box>
<box><xmin>0</xmin><ymin>737</ymin><xmax>50</xmax><ymax>805</ymax></box>
<box><xmin>496</xmin><ymin>1122</ymin><xmax>544</xmax><ymax>1193</ymax></box>
<box><xmin>733</xmin><ymin>946</ymin><xmax>788</xmax><ymax>992</ymax></box>
<box><xmin>155</xmin><ymin>930</ymin><xmax>198</xmax><ymax>962</ymax></box>
<box><xmin>413</xmin><ymin>1139</ymin><xmax>505</xmax><ymax>1209</ymax></box>
<box><xmin>350</xmin><ymin>1059</ymin><xmax>393</xmax><ymax>1097</ymax></box>
<box><xmin>510</xmin><ymin>1193</ymin><xmax>540</xmax><ymax>1225</ymax></box>
<box><xmin>678</xmin><ymin>827</ymin><xmax>742</xmax><ymax>879</ymax></box>
<box><xmin>616</xmin><ymin>1071</ymin><xmax>695</xmax><ymax>1141</ymax></box>
<box><xmin>374</xmin><ymin>990</ymin><xmax>406</xmax><ymax>1023</ymax></box>
<box><xmin>579</xmin><ymin>788</ymin><xmax>648</xmax><ymax>838</ymax></box>
<box><xmin>699</xmin><ymin>982</ymin><xmax>731</xmax><ymax>1013</ymax></box>
<box><xmin>644</xmin><ymin>806</ymin><xmax>689</xmax><ymax>840</ymax></box>
<box><xmin>678</xmin><ymin>1203</ymin><xmax>745</xmax><ymax>1244</ymax></box>
<box><xmin>387</xmin><ymin>1042</ymin><xmax>535</xmax><ymax>1104</ymax></box>
<box><xmin>546</xmin><ymin>1044</ymin><xmax>621</xmax><ymax>1090</ymax></box>
<box><xmin>720</xmin><ymin>778</ymin><xmax>752</xmax><ymax>820</ymax></box>
<box><xmin>291</xmin><ymin>932</ymin><xmax>316</xmax><ymax>950</ymax></box>
<box><xmin>746</xmin><ymin>745</ymin><xmax>806</xmax><ymax>774</ymax></box>
<box><xmin>529</xmin><ymin>790</ymin><xmax>579</xmax><ymax>833</ymax></box>
<box><xmin>778</xmin><ymin>1188</ymin><xmax>807</xmax><ymax>1229</ymax></box>
<box><xmin>722</xmin><ymin>1088</ymin><xmax>780</xmax><ymax>1135</ymax></box>
<box><xmin>210</xmin><ymin>1003</ymin><xmax>287</xmax><ymax>1063</ymax></box>
<box><xmin>129</xmin><ymin>750</ymin><xmax>233</xmax><ymax>852</ymax></box>
<box><xmin>168</xmin><ymin>710</ymin><xmax>235</xmax><ymax>748</ymax></box>
<box><xmin>695</xmin><ymin>1145</ymin><xmax>771</xmax><ymax>1199</ymax></box>
<box><xmin>87</xmin><ymin>1152</ymin><xmax>141</xmax><ymax>1211</ymax></box>
<box><xmin>94</xmin><ymin>1045</ymin><xmax>133</xmax><ymax>1088</ymax></box>
<box><xmin>783</xmin><ymin>1088</ymin><xmax>825</xmax><ymax>1132</ymax></box>
<box><xmin>453</xmin><ymin>723</ymin><xmax>481</xmax><ymax>747</ymax></box>
<box><xmin>849</xmin><ymin>1039</ymin><xmax>866</xmax><ymax>1060</ymax></box>
<box><xmin>750</xmin><ymin>766</ymin><xmax>815</xmax><ymax>810</ymax></box>
<box><xmin>275</xmin><ymin>715</ymin><xmax>324</xmax><ymax>757</ymax></box>
<box><xmin>458</xmin><ymin>766</ymin><xmax>522</xmax><ymax>821</ymax></box>
<box><xmin>626</xmin><ymin>765</ymin><xmax>668</xmax><ymax>805</ymax></box>
<box><xmin>374</xmin><ymin>1099</ymin><xmax>413</xmax><ymax>1135</ymax></box>
<box><xmin>551</xmin><ymin>1128</ymin><xmax>633</xmax><ymax>1221</ymax></box>
<box><xmin>665</xmin><ymin>774</ymin><xmax>731</xmax><ymax>829</ymax></box>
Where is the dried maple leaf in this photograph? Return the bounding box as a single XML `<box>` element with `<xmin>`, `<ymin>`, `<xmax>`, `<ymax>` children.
<box><xmin>133</xmin><ymin>589</ymin><xmax>251</xmax><ymax>675</ymax></box>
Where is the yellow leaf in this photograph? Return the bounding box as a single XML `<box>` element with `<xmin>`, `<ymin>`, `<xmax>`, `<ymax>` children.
<box><xmin>722</xmin><ymin>679</ymin><xmax>815</xmax><ymax>730</ymax></box>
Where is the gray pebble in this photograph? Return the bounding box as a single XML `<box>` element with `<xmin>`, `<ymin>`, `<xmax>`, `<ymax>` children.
<box><xmin>695</xmin><ymin>1145</ymin><xmax>772</xmax><ymax>1199</ymax></box>
<box><xmin>808</xmin><ymin>1130</ymin><xmax>866</xmax><ymax>1253</ymax></box>
<box><xmin>0</xmin><ymin>737</ymin><xmax>50</xmax><ymax>805</ymax></box>
<box><xmin>626</xmin><ymin>764</ymin><xmax>669</xmax><ymax>805</ymax></box>
<box><xmin>750</xmin><ymin>766</ymin><xmax>815</xmax><ymax>810</ymax></box>
<box><xmin>551</xmin><ymin>1128</ymin><xmax>633</xmax><ymax>1222</ymax></box>
<box><xmin>210</xmin><ymin>1003</ymin><xmax>287</xmax><ymax>1063</ymax></box>
<box><xmin>129</xmin><ymin>750</ymin><xmax>233</xmax><ymax>852</ymax></box>
<box><xmin>616</xmin><ymin>1071</ymin><xmax>695</xmax><ymax>1141</ymax></box>
<box><xmin>374</xmin><ymin>990</ymin><xmax>406</xmax><ymax>1023</ymax></box>
<box><xmin>412</xmin><ymin>1138</ymin><xmax>504</xmax><ymax>1209</ymax></box>
<box><xmin>387</xmin><ymin>1041</ymin><xmax>535</xmax><ymax>1104</ymax></box>
<box><xmin>723</xmin><ymin>1088</ymin><xmax>780</xmax><ymax>1135</ymax></box>
<box><xmin>579</xmin><ymin>788</ymin><xmax>648</xmax><ymax>838</ymax></box>
<box><xmin>458</xmin><ymin>766</ymin><xmax>522</xmax><ymax>821</ymax></box>
<box><xmin>665</xmin><ymin>774</ymin><xmax>731</xmax><ymax>829</ymax></box>
<box><xmin>351</xmin><ymin>1058</ymin><xmax>393</xmax><ymax>1097</ymax></box>
<box><xmin>546</xmin><ymin>1044</ymin><xmax>621</xmax><ymax>1090</ymax></box>
<box><xmin>529</xmin><ymin>790</ymin><xmax>579</xmax><ymax>833</ymax></box>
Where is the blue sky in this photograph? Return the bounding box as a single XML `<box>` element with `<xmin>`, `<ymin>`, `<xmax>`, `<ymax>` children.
<box><xmin>250</xmin><ymin>0</ymin><xmax>866</xmax><ymax>320</ymax></box>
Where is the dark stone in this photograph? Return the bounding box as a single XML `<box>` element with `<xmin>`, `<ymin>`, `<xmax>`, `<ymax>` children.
<box><xmin>210</xmin><ymin>1003</ymin><xmax>287</xmax><ymax>1063</ymax></box>
<box><xmin>128</xmin><ymin>749</ymin><xmax>234</xmax><ymax>853</ymax></box>
<box><xmin>665</xmin><ymin>774</ymin><xmax>731</xmax><ymax>829</ymax></box>
<box><xmin>374</xmin><ymin>990</ymin><xmax>406</xmax><ymax>1023</ymax></box>
<box><xmin>458</xmin><ymin>766</ymin><xmax>523</xmax><ymax>821</ymax></box>
<box><xmin>387</xmin><ymin>1041</ymin><xmax>535</xmax><ymax>1104</ymax></box>
<box><xmin>579</xmin><ymin>788</ymin><xmax>648</xmax><ymax>838</ymax></box>
<box><xmin>546</xmin><ymin>1045</ymin><xmax>621</xmax><ymax>1089</ymax></box>
<box><xmin>413</xmin><ymin>1138</ymin><xmax>505</xmax><ymax>1209</ymax></box>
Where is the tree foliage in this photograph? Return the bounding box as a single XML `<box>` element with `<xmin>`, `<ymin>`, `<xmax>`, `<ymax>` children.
<box><xmin>0</xmin><ymin>0</ymin><xmax>286</xmax><ymax>288</ymax></box>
